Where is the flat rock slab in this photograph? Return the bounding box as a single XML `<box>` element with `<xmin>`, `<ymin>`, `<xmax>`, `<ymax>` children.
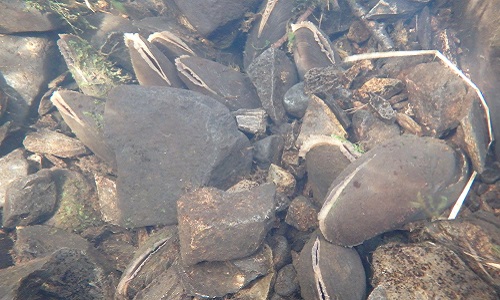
<box><xmin>0</xmin><ymin>149</ymin><xmax>29</xmax><ymax>207</ymax></box>
<box><xmin>104</xmin><ymin>86</ymin><xmax>252</xmax><ymax>227</ymax></box>
<box><xmin>177</xmin><ymin>184</ymin><xmax>276</xmax><ymax>265</ymax></box>
<box><xmin>369</xmin><ymin>242</ymin><xmax>498</xmax><ymax>299</ymax></box>
<box><xmin>3</xmin><ymin>169</ymin><xmax>57</xmax><ymax>228</ymax></box>
<box><xmin>23</xmin><ymin>128</ymin><xmax>87</xmax><ymax>158</ymax></box>
<box><xmin>318</xmin><ymin>134</ymin><xmax>470</xmax><ymax>246</ymax></box>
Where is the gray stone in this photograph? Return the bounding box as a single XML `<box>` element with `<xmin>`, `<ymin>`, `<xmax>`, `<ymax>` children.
<box><xmin>178</xmin><ymin>245</ymin><xmax>273</xmax><ymax>298</ymax></box>
<box><xmin>0</xmin><ymin>34</ymin><xmax>60</xmax><ymax>125</ymax></box>
<box><xmin>0</xmin><ymin>149</ymin><xmax>29</xmax><ymax>207</ymax></box>
<box><xmin>267</xmin><ymin>234</ymin><xmax>292</xmax><ymax>271</ymax></box>
<box><xmin>233</xmin><ymin>108</ymin><xmax>268</xmax><ymax>135</ymax></box>
<box><xmin>283</xmin><ymin>82</ymin><xmax>309</xmax><ymax>118</ymax></box>
<box><xmin>177</xmin><ymin>184</ymin><xmax>276</xmax><ymax>265</ymax></box>
<box><xmin>318</xmin><ymin>135</ymin><xmax>470</xmax><ymax>246</ymax></box>
<box><xmin>23</xmin><ymin>128</ymin><xmax>88</xmax><ymax>158</ymax></box>
<box><xmin>0</xmin><ymin>2</ymin><xmax>63</xmax><ymax>34</ymax></box>
<box><xmin>247</xmin><ymin>47</ymin><xmax>299</xmax><ymax>124</ymax></box>
<box><xmin>45</xmin><ymin>169</ymin><xmax>103</xmax><ymax>233</ymax></box>
<box><xmin>274</xmin><ymin>264</ymin><xmax>299</xmax><ymax>297</ymax></box>
<box><xmin>104</xmin><ymin>86</ymin><xmax>252</xmax><ymax>227</ymax></box>
<box><xmin>13</xmin><ymin>225</ymin><xmax>90</xmax><ymax>262</ymax></box>
<box><xmin>369</xmin><ymin>242</ymin><xmax>497</xmax><ymax>300</ymax></box>
<box><xmin>254</xmin><ymin>135</ymin><xmax>285</xmax><ymax>169</ymax></box>
<box><xmin>296</xmin><ymin>231</ymin><xmax>366</xmax><ymax>300</ymax></box>
<box><xmin>3</xmin><ymin>169</ymin><xmax>57</xmax><ymax>228</ymax></box>
<box><xmin>0</xmin><ymin>248</ymin><xmax>107</xmax><ymax>300</ymax></box>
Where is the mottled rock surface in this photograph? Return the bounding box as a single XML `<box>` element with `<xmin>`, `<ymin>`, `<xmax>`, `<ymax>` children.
<box><xmin>104</xmin><ymin>86</ymin><xmax>252</xmax><ymax>227</ymax></box>
<box><xmin>0</xmin><ymin>149</ymin><xmax>29</xmax><ymax>207</ymax></box>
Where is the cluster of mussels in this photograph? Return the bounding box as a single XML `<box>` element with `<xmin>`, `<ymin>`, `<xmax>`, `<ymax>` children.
<box><xmin>0</xmin><ymin>0</ymin><xmax>499</xmax><ymax>299</ymax></box>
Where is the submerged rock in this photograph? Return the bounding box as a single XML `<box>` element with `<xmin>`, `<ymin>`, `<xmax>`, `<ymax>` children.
<box><xmin>177</xmin><ymin>184</ymin><xmax>276</xmax><ymax>265</ymax></box>
<box><xmin>0</xmin><ymin>149</ymin><xmax>29</xmax><ymax>208</ymax></box>
<box><xmin>104</xmin><ymin>86</ymin><xmax>252</xmax><ymax>227</ymax></box>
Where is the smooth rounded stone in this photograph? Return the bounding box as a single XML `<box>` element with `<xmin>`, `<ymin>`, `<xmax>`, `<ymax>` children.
<box><xmin>173</xmin><ymin>0</ymin><xmax>261</xmax><ymax>38</ymax></box>
<box><xmin>0</xmin><ymin>149</ymin><xmax>29</xmax><ymax>208</ymax></box>
<box><xmin>295</xmin><ymin>94</ymin><xmax>347</xmax><ymax>147</ymax></box>
<box><xmin>266</xmin><ymin>234</ymin><xmax>292</xmax><ymax>271</ymax></box>
<box><xmin>51</xmin><ymin>90</ymin><xmax>116</xmax><ymax>170</ymax></box>
<box><xmin>177</xmin><ymin>184</ymin><xmax>276</xmax><ymax>265</ymax></box>
<box><xmin>351</xmin><ymin>109</ymin><xmax>401</xmax><ymax>151</ymax></box>
<box><xmin>104</xmin><ymin>86</ymin><xmax>252</xmax><ymax>227</ymax></box>
<box><xmin>418</xmin><ymin>211</ymin><xmax>500</xmax><ymax>289</ymax></box>
<box><xmin>274</xmin><ymin>264</ymin><xmax>299</xmax><ymax>297</ymax></box>
<box><xmin>268</xmin><ymin>164</ymin><xmax>296</xmax><ymax>197</ymax></box>
<box><xmin>0</xmin><ymin>34</ymin><xmax>61</xmax><ymax>125</ymax></box>
<box><xmin>3</xmin><ymin>169</ymin><xmax>56</xmax><ymax>228</ymax></box>
<box><xmin>369</xmin><ymin>242</ymin><xmax>497</xmax><ymax>300</ymax></box>
<box><xmin>178</xmin><ymin>244</ymin><xmax>273</xmax><ymax>298</ymax></box>
<box><xmin>253</xmin><ymin>135</ymin><xmax>285</xmax><ymax>169</ymax></box>
<box><xmin>283</xmin><ymin>82</ymin><xmax>309</xmax><ymax>119</ymax></box>
<box><xmin>450</xmin><ymin>0</ymin><xmax>500</xmax><ymax>161</ymax></box>
<box><xmin>233</xmin><ymin>108</ymin><xmax>268</xmax><ymax>135</ymax></box>
<box><xmin>305</xmin><ymin>143</ymin><xmax>353</xmax><ymax>206</ymax></box>
<box><xmin>0</xmin><ymin>2</ymin><xmax>63</xmax><ymax>34</ymax></box>
<box><xmin>247</xmin><ymin>47</ymin><xmax>299</xmax><ymax>125</ymax></box>
<box><xmin>0</xmin><ymin>248</ymin><xmax>107</xmax><ymax>300</ymax></box>
<box><xmin>318</xmin><ymin>134</ymin><xmax>470</xmax><ymax>247</ymax></box>
<box><xmin>285</xmin><ymin>196</ymin><xmax>319</xmax><ymax>232</ymax></box>
<box><xmin>13</xmin><ymin>225</ymin><xmax>90</xmax><ymax>262</ymax></box>
<box><xmin>45</xmin><ymin>169</ymin><xmax>102</xmax><ymax>233</ymax></box>
<box><xmin>23</xmin><ymin>128</ymin><xmax>87</xmax><ymax>159</ymax></box>
<box><xmin>296</xmin><ymin>232</ymin><xmax>366</xmax><ymax>300</ymax></box>
<box><xmin>175</xmin><ymin>55</ymin><xmax>261</xmax><ymax>111</ymax></box>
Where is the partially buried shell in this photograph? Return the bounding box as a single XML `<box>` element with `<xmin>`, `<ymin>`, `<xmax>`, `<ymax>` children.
<box><xmin>124</xmin><ymin>33</ymin><xmax>184</xmax><ymax>87</ymax></box>
<box><xmin>291</xmin><ymin>21</ymin><xmax>336</xmax><ymax>80</ymax></box>
<box><xmin>175</xmin><ymin>55</ymin><xmax>261</xmax><ymax>111</ymax></box>
<box><xmin>318</xmin><ymin>134</ymin><xmax>470</xmax><ymax>247</ymax></box>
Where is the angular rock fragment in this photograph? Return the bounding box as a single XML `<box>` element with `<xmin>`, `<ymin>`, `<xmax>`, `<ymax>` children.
<box><xmin>274</xmin><ymin>264</ymin><xmax>299</xmax><ymax>297</ymax></box>
<box><xmin>104</xmin><ymin>86</ymin><xmax>252</xmax><ymax>227</ymax></box>
<box><xmin>233</xmin><ymin>108</ymin><xmax>268</xmax><ymax>135</ymax></box>
<box><xmin>254</xmin><ymin>135</ymin><xmax>285</xmax><ymax>169</ymax></box>
<box><xmin>352</xmin><ymin>109</ymin><xmax>400</xmax><ymax>151</ymax></box>
<box><xmin>319</xmin><ymin>135</ymin><xmax>470</xmax><ymax>246</ymax></box>
<box><xmin>285</xmin><ymin>196</ymin><xmax>319</xmax><ymax>232</ymax></box>
<box><xmin>247</xmin><ymin>47</ymin><xmax>299</xmax><ymax>124</ymax></box>
<box><xmin>0</xmin><ymin>248</ymin><xmax>107</xmax><ymax>300</ymax></box>
<box><xmin>23</xmin><ymin>128</ymin><xmax>87</xmax><ymax>158</ymax></box>
<box><xmin>178</xmin><ymin>245</ymin><xmax>273</xmax><ymax>298</ymax></box>
<box><xmin>369</xmin><ymin>242</ymin><xmax>497</xmax><ymax>300</ymax></box>
<box><xmin>3</xmin><ymin>169</ymin><xmax>57</xmax><ymax>228</ymax></box>
<box><xmin>177</xmin><ymin>184</ymin><xmax>276</xmax><ymax>265</ymax></box>
<box><xmin>296</xmin><ymin>94</ymin><xmax>347</xmax><ymax>147</ymax></box>
<box><xmin>0</xmin><ymin>149</ymin><xmax>29</xmax><ymax>207</ymax></box>
<box><xmin>14</xmin><ymin>225</ymin><xmax>90</xmax><ymax>262</ymax></box>
<box><xmin>267</xmin><ymin>164</ymin><xmax>296</xmax><ymax>197</ymax></box>
<box><xmin>296</xmin><ymin>232</ymin><xmax>366</xmax><ymax>300</ymax></box>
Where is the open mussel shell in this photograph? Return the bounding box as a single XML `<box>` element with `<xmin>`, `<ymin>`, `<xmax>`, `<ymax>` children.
<box><xmin>296</xmin><ymin>231</ymin><xmax>366</xmax><ymax>300</ymax></box>
<box><xmin>124</xmin><ymin>33</ymin><xmax>184</xmax><ymax>87</ymax></box>
<box><xmin>175</xmin><ymin>55</ymin><xmax>261</xmax><ymax>111</ymax></box>
<box><xmin>318</xmin><ymin>134</ymin><xmax>470</xmax><ymax>247</ymax></box>
<box><xmin>291</xmin><ymin>21</ymin><xmax>336</xmax><ymax>80</ymax></box>
<box><xmin>148</xmin><ymin>31</ymin><xmax>197</xmax><ymax>61</ymax></box>
<box><xmin>50</xmin><ymin>90</ymin><xmax>116</xmax><ymax>170</ymax></box>
<box><xmin>243</xmin><ymin>0</ymin><xmax>296</xmax><ymax>69</ymax></box>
